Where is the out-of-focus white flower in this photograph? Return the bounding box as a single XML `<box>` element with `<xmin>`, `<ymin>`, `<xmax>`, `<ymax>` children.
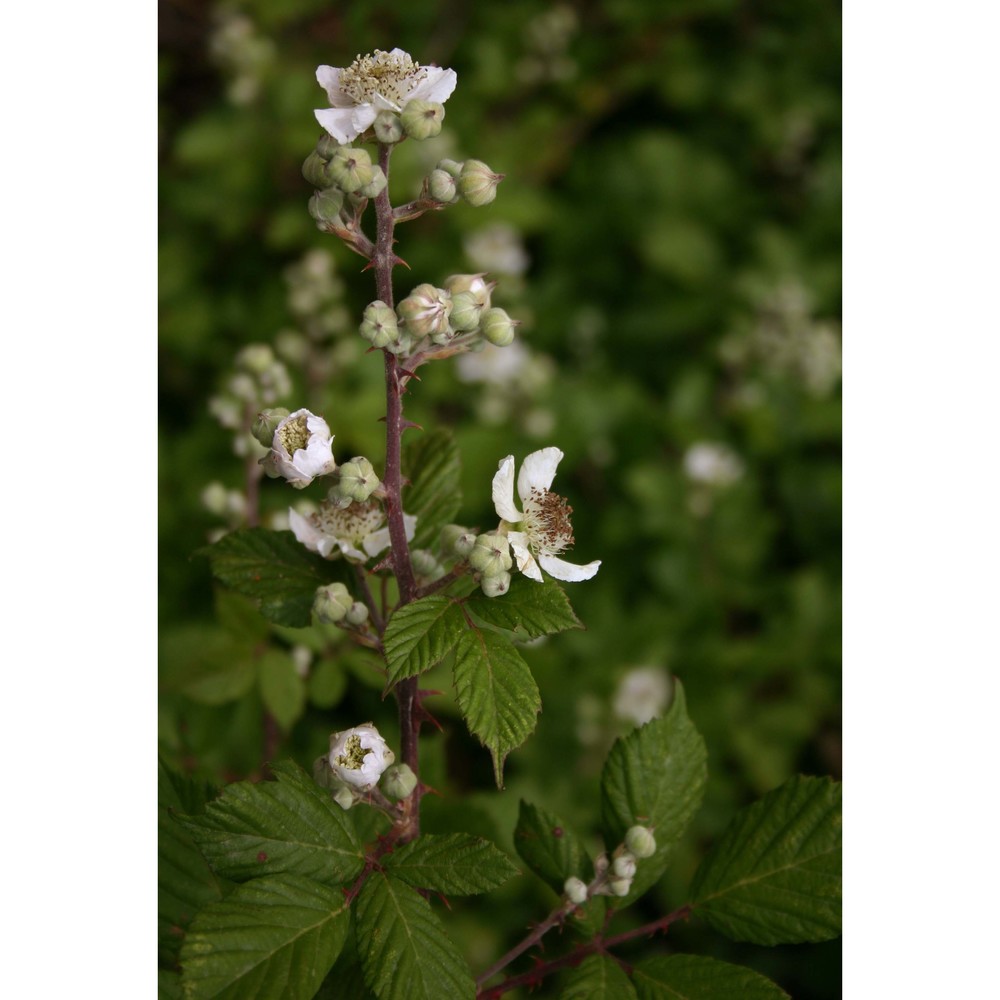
<box><xmin>263</xmin><ymin>409</ymin><xmax>336</xmax><ymax>488</ymax></box>
<box><xmin>315</xmin><ymin>49</ymin><xmax>457</xmax><ymax>144</ymax></box>
<box><xmin>492</xmin><ymin>447</ymin><xmax>600</xmax><ymax>583</ymax></box>
<box><xmin>456</xmin><ymin>340</ymin><xmax>530</xmax><ymax>385</ymax></box>
<box><xmin>328</xmin><ymin>724</ymin><xmax>394</xmax><ymax>790</ymax></box>
<box><xmin>289</xmin><ymin>499</ymin><xmax>416</xmax><ymax>562</ymax></box>
<box><xmin>683</xmin><ymin>442</ymin><xmax>744</xmax><ymax>488</ymax></box>
<box><xmin>613</xmin><ymin>667</ymin><xmax>673</xmax><ymax>727</ymax></box>
<box><xmin>464</xmin><ymin>224</ymin><xmax>530</xmax><ymax>276</ymax></box>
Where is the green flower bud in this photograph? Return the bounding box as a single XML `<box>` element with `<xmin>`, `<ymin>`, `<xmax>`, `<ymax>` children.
<box><xmin>308</xmin><ymin>187</ymin><xmax>345</xmax><ymax>225</ymax></box>
<box><xmin>564</xmin><ymin>876</ymin><xmax>588</xmax><ymax>906</ymax></box>
<box><xmin>411</xmin><ymin>549</ymin><xmax>444</xmax><ymax>580</ymax></box>
<box><xmin>608</xmin><ymin>877</ymin><xmax>632</xmax><ymax>897</ymax></box>
<box><xmin>302</xmin><ymin>150</ymin><xmax>333</xmax><ymax>188</ymax></box>
<box><xmin>328</xmin><ymin>146</ymin><xmax>375</xmax><ymax>193</ymax></box>
<box><xmin>373</xmin><ymin>110</ymin><xmax>404</xmax><ymax>144</ymax></box>
<box><xmin>444</xmin><ymin>273</ymin><xmax>494</xmax><ymax>302</ymax></box>
<box><xmin>612</xmin><ymin>852</ymin><xmax>637</xmax><ymax>879</ymax></box>
<box><xmin>381</xmin><ymin>763</ymin><xmax>418</xmax><ymax>801</ymax></box>
<box><xmin>437</xmin><ymin>158</ymin><xmax>464</xmax><ymax>179</ymax></box>
<box><xmin>333</xmin><ymin>457</ymin><xmax>380</xmax><ymax>504</ymax></box>
<box><xmin>345</xmin><ymin>601</ymin><xmax>370</xmax><ymax>626</ymax></box>
<box><xmin>358</xmin><ymin>166</ymin><xmax>388</xmax><ymax>200</ymax></box>
<box><xmin>457</xmin><ymin>159</ymin><xmax>504</xmax><ymax>207</ymax></box>
<box><xmin>480</xmin><ymin>307</ymin><xmax>517</xmax><ymax>347</ymax></box>
<box><xmin>400</xmin><ymin>99</ymin><xmax>445</xmax><ymax>140</ymax></box>
<box><xmin>313</xmin><ymin>582</ymin><xmax>353</xmax><ymax>624</ymax></box>
<box><xmin>397</xmin><ymin>284</ymin><xmax>452</xmax><ymax>338</ymax></box>
<box><xmin>481</xmin><ymin>570</ymin><xmax>511</xmax><ymax>598</ymax></box>
<box><xmin>439</xmin><ymin>524</ymin><xmax>476</xmax><ymax>557</ymax></box>
<box><xmin>359</xmin><ymin>300</ymin><xmax>400</xmax><ymax>349</ymax></box>
<box><xmin>251</xmin><ymin>407</ymin><xmax>291</xmax><ymax>448</ymax></box>
<box><xmin>624</xmin><ymin>826</ymin><xmax>657</xmax><ymax>859</ymax></box>
<box><xmin>469</xmin><ymin>533</ymin><xmax>513</xmax><ymax>576</ymax></box>
<box><xmin>449</xmin><ymin>291</ymin><xmax>484</xmax><ymax>332</ymax></box>
<box><xmin>201</xmin><ymin>481</ymin><xmax>229</xmax><ymax>516</ymax></box>
<box><xmin>237</xmin><ymin>344</ymin><xmax>275</xmax><ymax>374</ymax></box>
<box><xmin>316</xmin><ymin>133</ymin><xmax>340</xmax><ymax>161</ymax></box>
<box><xmin>427</xmin><ymin>168</ymin><xmax>458</xmax><ymax>203</ymax></box>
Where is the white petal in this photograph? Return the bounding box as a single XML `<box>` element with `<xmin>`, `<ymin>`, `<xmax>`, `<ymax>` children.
<box><xmin>351</xmin><ymin>103</ymin><xmax>378</xmax><ymax>135</ymax></box>
<box><xmin>402</xmin><ymin>513</ymin><xmax>418</xmax><ymax>541</ymax></box>
<box><xmin>337</xmin><ymin>539</ymin><xmax>369</xmax><ymax>562</ymax></box>
<box><xmin>315</xmin><ymin>107</ymin><xmax>360</xmax><ymax>143</ymax></box>
<box><xmin>518</xmin><ymin>447</ymin><xmax>563</xmax><ymax>502</ymax></box>
<box><xmin>289</xmin><ymin>508</ymin><xmax>322</xmax><ymax>554</ymax></box>
<box><xmin>388</xmin><ymin>47</ymin><xmax>410</xmax><ymax>58</ymax></box>
<box><xmin>509</xmin><ymin>532</ymin><xmax>543</xmax><ymax>582</ymax></box>
<box><xmin>372</xmin><ymin>92</ymin><xmax>402</xmax><ymax>112</ymax></box>
<box><xmin>405</xmin><ymin>66</ymin><xmax>457</xmax><ymax>105</ymax></box>
<box><xmin>539</xmin><ymin>554</ymin><xmax>601</xmax><ymax>582</ymax></box>
<box><xmin>492</xmin><ymin>456</ymin><xmax>522</xmax><ymax>523</ymax></box>
<box><xmin>315</xmin><ymin>536</ymin><xmax>339</xmax><ymax>559</ymax></box>
<box><xmin>361</xmin><ymin>527</ymin><xmax>392</xmax><ymax>558</ymax></box>
<box><xmin>316</xmin><ymin>65</ymin><xmax>353</xmax><ymax>107</ymax></box>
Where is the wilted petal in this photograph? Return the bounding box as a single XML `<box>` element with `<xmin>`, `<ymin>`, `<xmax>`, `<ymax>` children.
<box><xmin>539</xmin><ymin>554</ymin><xmax>601</xmax><ymax>582</ymax></box>
<box><xmin>509</xmin><ymin>531</ymin><xmax>543</xmax><ymax>582</ymax></box>
<box><xmin>492</xmin><ymin>456</ymin><xmax>522</xmax><ymax>523</ymax></box>
<box><xmin>517</xmin><ymin>447</ymin><xmax>563</xmax><ymax>502</ymax></box>
<box><xmin>406</xmin><ymin>66</ymin><xmax>458</xmax><ymax>105</ymax></box>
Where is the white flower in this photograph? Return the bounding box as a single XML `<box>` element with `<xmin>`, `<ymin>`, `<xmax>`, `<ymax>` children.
<box><xmin>328</xmin><ymin>724</ymin><xmax>394</xmax><ymax>790</ymax></box>
<box><xmin>264</xmin><ymin>409</ymin><xmax>336</xmax><ymax>488</ymax></box>
<box><xmin>682</xmin><ymin>442</ymin><xmax>744</xmax><ymax>488</ymax></box>
<box><xmin>315</xmin><ymin>48</ymin><xmax>457</xmax><ymax>144</ymax></box>
<box><xmin>289</xmin><ymin>498</ymin><xmax>416</xmax><ymax>563</ymax></box>
<box><xmin>491</xmin><ymin>447</ymin><xmax>600</xmax><ymax>583</ymax></box>
<box><xmin>613</xmin><ymin>667</ymin><xmax>673</xmax><ymax>727</ymax></box>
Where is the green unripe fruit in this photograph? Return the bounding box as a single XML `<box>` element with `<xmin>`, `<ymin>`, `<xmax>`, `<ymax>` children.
<box><xmin>358</xmin><ymin>166</ymin><xmax>387</xmax><ymax>200</ymax></box>
<box><xmin>427</xmin><ymin>168</ymin><xmax>457</xmax><ymax>203</ymax></box>
<box><xmin>457</xmin><ymin>159</ymin><xmax>504</xmax><ymax>207</ymax></box>
<box><xmin>469</xmin><ymin>533</ymin><xmax>513</xmax><ymax>576</ymax></box>
<box><xmin>329</xmin><ymin>146</ymin><xmax>375</xmax><ymax>193</ymax></box>
<box><xmin>251</xmin><ymin>407</ymin><xmax>291</xmax><ymax>448</ymax></box>
<box><xmin>302</xmin><ymin>150</ymin><xmax>333</xmax><ymax>188</ymax></box>
<box><xmin>381</xmin><ymin>763</ymin><xmax>418</xmax><ymax>800</ymax></box>
<box><xmin>359</xmin><ymin>300</ymin><xmax>399</xmax><ymax>349</ymax></box>
<box><xmin>373</xmin><ymin>110</ymin><xmax>403</xmax><ymax>144</ymax></box>
<box><xmin>400</xmin><ymin>99</ymin><xmax>445</xmax><ymax>140</ymax></box>
<box><xmin>313</xmin><ymin>582</ymin><xmax>353</xmax><ymax>624</ymax></box>
<box><xmin>624</xmin><ymin>826</ymin><xmax>657</xmax><ymax>859</ymax></box>
<box><xmin>308</xmin><ymin>187</ymin><xmax>345</xmax><ymax>225</ymax></box>
<box><xmin>334</xmin><ymin>457</ymin><xmax>380</xmax><ymax>503</ymax></box>
<box><xmin>316</xmin><ymin>133</ymin><xmax>340</xmax><ymax>161</ymax></box>
<box><xmin>480</xmin><ymin>307</ymin><xmax>517</xmax><ymax>347</ymax></box>
<box><xmin>481</xmin><ymin>570</ymin><xmax>511</xmax><ymax>598</ymax></box>
<box><xmin>345</xmin><ymin>602</ymin><xmax>370</xmax><ymax>626</ymax></box>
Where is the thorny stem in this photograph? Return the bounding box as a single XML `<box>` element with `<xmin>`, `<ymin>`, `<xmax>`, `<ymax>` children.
<box><xmin>476</xmin><ymin>905</ymin><xmax>693</xmax><ymax>999</ymax></box>
<box><xmin>373</xmin><ymin>141</ymin><xmax>422</xmax><ymax>841</ymax></box>
<box><xmin>475</xmin><ymin>904</ymin><xmax>573</xmax><ymax>989</ymax></box>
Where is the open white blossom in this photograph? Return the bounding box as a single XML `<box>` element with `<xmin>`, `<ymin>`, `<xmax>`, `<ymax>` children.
<box><xmin>328</xmin><ymin>724</ymin><xmax>394</xmax><ymax>790</ymax></box>
<box><xmin>315</xmin><ymin>48</ymin><xmax>457</xmax><ymax>144</ymax></box>
<box><xmin>264</xmin><ymin>409</ymin><xmax>336</xmax><ymax>488</ymax></box>
<box><xmin>491</xmin><ymin>447</ymin><xmax>600</xmax><ymax>583</ymax></box>
<box><xmin>289</xmin><ymin>499</ymin><xmax>416</xmax><ymax>562</ymax></box>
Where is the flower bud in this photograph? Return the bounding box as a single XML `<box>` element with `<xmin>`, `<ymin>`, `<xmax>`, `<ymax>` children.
<box><xmin>427</xmin><ymin>168</ymin><xmax>457</xmax><ymax>203</ymax></box>
<box><xmin>381</xmin><ymin>763</ymin><xmax>418</xmax><ymax>801</ymax></box>
<box><xmin>397</xmin><ymin>283</ymin><xmax>452</xmax><ymax>338</ymax></box>
<box><xmin>308</xmin><ymin>187</ymin><xmax>345</xmax><ymax>225</ymax></box>
<box><xmin>411</xmin><ymin>549</ymin><xmax>444</xmax><ymax>580</ymax></box>
<box><xmin>449</xmin><ymin>291</ymin><xmax>485</xmax><ymax>332</ymax></box>
<box><xmin>335</xmin><ymin>457</ymin><xmax>380</xmax><ymax>503</ymax></box>
<box><xmin>624</xmin><ymin>826</ymin><xmax>657</xmax><ymax>859</ymax></box>
<box><xmin>238</xmin><ymin>344</ymin><xmax>275</xmax><ymax>375</ymax></box>
<box><xmin>437</xmin><ymin>158</ymin><xmax>464</xmax><ymax>179</ymax></box>
<box><xmin>612</xmin><ymin>852</ymin><xmax>637</xmax><ymax>879</ymax></box>
<box><xmin>316</xmin><ymin>133</ymin><xmax>340</xmax><ymax>161</ymax></box>
<box><xmin>440</xmin><ymin>524</ymin><xmax>476</xmax><ymax>557</ymax></box>
<box><xmin>313</xmin><ymin>582</ymin><xmax>353</xmax><ymax>624</ymax></box>
<box><xmin>329</xmin><ymin>723</ymin><xmax>395</xmax><ymax>790</ymax></box>
<box><xmin>345</xmin><ymin>601</ymin><xmax>370</xmax><ymax>626</ymax></box>
<box><xmin>444</xmin><ymin>273</ymin><xmax>494</xmax><ymax>301</ymax></box>
<box><xmin>480</xmin><ymin>307</ymin><xmax>516</xmax><ymax>347</ymax></box>
<box><xmin>266</xmin><ymin>408</ymin><xmax>336</xmax><ymax>487</ymax></box>
<box><xmin>481</xmin><ymin>570</ymin><xmax>511</xmax><ymax>598</ymax></box>
<box><xmin>251</xmin><ymin>407</ymin><xmax>291</xmax><ymax>448</ymax></box>
<box><xmin>302</xmin><ymin>150</ymin><xmax>333</xmax><ymax>188</ymax></box>
<box><xmin>358</xmin><ymin>166</ymin><xmax>388</xmax><ymax>200</ymax></box>
<box><xmin>400</xmin><ymin>99</ymin><xmax>445</xmax><ymax>140</ymax></box>
<box><xmin>328</xmin><ymin>146</ymin><xmax>375</xmax><ymax>193</ymax></box>
<box><xmin>608</xmin><ymin>877</ymin><xmax>632</xmax><ymax>897</ymax></box>
<box><xmin>564</xmin><ymin>877</ymin><xmax>588</xmax><ymax>906</ymax></box>
<box><xmin>373</xmin><ymin>110</ymin><xmax>403</xmax><ymax>144</ymax></box>
<box><xmin>469</xmin><ymin>532</ymin><xmax>513</xmax><ymax>577</ymax></box>
<box><xmin>201</xmin><ymin>481</ymin><xmax>229</xmax><ymax>516</ymax></box>
<box><xmin>359</xmin><ymin>300</ymin><xmax>400</xmax><ymax>349</ymax></box>
<box><xmin>457</xmin><ymin>159</ymin><xmax>504</xmax><ymax>207</ymax></box>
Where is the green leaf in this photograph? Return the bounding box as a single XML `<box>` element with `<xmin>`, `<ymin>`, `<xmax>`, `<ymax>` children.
<box><xmin>180</xmin><ymin>874</ymin><xmax>350</xmax><ymax>1000</ymax></box>
<box><xmin>382</xmin><ymin>595</ymin><xmax>465</xmax><ymax>685</ymax></box>
<box><xmin>453</xmin><ymin>627</ymin><xmax>541</xmax><ymax>786</ymax></box>
<box><xmin>513</xmin><ymin>801</ymin><xmax>589</xmax><ymax>893</ymax></box>
<box><xmin>179</xmin><ymin>760</ymin><xmax>365</xmax><ymax>886</ymax></box>
<box><xmin>689</xmin><ymin>775</ymin><xmax>842</xmax><ymax>945</ymax></box>
<box><xmin>308</xmin><ymin>657</ymin><xmax>347</xmax><ymax>708</ymax></box>
<box><xmin>160</xmin><ymin>625</ymin><xmax>256</xmax><ymax>705</ymax></box>
<box><xmin>385</xmin><ymin>833</ymin><xmax>519</xmax><ymax>895</ymax></box>
<box><xmin>257</xmin><ymin>650</ymin><xmax>306</xmax><ymax>730</ymax></box>
<box><xmin>159</xmin><ymin>969</ymin><xmax>183</xmax><ymax>1000</ymax></box>
<box><xmin>202</xmin><ymin>528</ymin><xmax>334</xmax><ymax>627</ymax></box>
<box><xmin>466</xmin><ymin>574</ymin><xmax>583</xmax><ymax>639</ymax></box>
<box><xmin>632</xmin><ymin>955</ymin><xmax>790</xmax><ymax>999</ymax></box>
<box><xmin>600</xmin><ymin>682</ymin><xmax>707</xmax><ymax>902</ymax></box>
<box><xmin>355</xmin><ymin>871</ymin><xmax>475</xmax><ymax>1000</ymax></box>
<box><xmin>562</xmin><ymin>955</ymin><xmax>638</xmax><ymax>999</ymax></box>
<box><xmin>403</xmin><ymin>429</ymin><xmax>462</xmax><ymax>549</ymax></box>
<box><xmin>159</xmin><ymin>759</ymin><xmax>226</xmax><ymax>966</ymax></box>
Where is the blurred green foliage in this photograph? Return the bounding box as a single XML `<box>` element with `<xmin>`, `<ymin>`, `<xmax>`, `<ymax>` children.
<box><xmin>160</xmin><ymin>0</ymin><xmax>840</xmax><ymax>996</ymax></box>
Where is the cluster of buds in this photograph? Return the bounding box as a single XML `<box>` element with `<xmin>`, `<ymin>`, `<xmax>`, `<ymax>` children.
<box><xmin>425</xmin><ymin>158</ymin><xmax>504</xmax><ymax>208</ymax></box>
<box><xmin>312</xmin><ymin>582</ymin><xmax>369</xmax><ymax>628</ymax></box>
<box><xmin>365</xmin><ymin>273</ymin><xmax>518</xmax><ymax>360</ymax></box>
<box><xmin>468</xmin><ymin>531</ymin><xmax>513</xmax><ymax>598</ymax></box>
<box><xmin>304</xmin><ymin>140</ymin><xmax>388</xmax><ymax>230</ymax></box>
<box><xmin>562</xmin><ymin>825</ymin><xmax>657</xmax><ymax>907</ymax></box>
<box><xmin>313</xmin><ymin>724</ymin><xmax>414</xmax><ymax>811</ymax></box>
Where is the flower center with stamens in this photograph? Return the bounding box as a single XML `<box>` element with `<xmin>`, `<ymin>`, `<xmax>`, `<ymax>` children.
<box><xmin>336</xmin><ymin>734</ymin><xmax>371</xmax><ymax>770</ymax></box>
<box><xmin>314</xmin><ymin>499</ymin><xmax>385</xmax><ymax>544</ymax></box>
<box><xmin>522</xmin><ymin>487</ymin><xmax>575</xmax><ymax>556</ymax></box>
<box><xmin>278</xmin><ymin>415</ymin><xmax>310</xmax><ymax>455</ymax></box>
<box><xmin>340</xmin><ymin>50</ymin><xmax>426</xmax><ymax>107</ymax></box>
